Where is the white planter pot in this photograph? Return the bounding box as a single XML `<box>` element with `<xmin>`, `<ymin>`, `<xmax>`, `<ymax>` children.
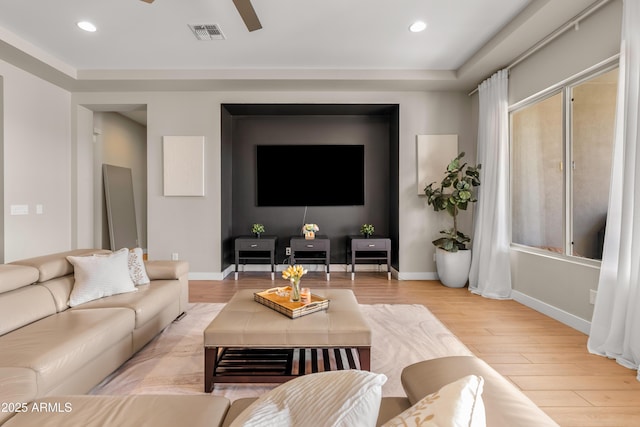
<box><xmin>435</xmin><ymin>248</ymin><xmax>472</xmax><ymax>288</ymax></box>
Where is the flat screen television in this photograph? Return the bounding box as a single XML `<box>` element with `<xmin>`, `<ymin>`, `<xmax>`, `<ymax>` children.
<box><xmin>256</xmin><ymin>144</ymin><xmax>365</xmax><ymax>206</ymax></box>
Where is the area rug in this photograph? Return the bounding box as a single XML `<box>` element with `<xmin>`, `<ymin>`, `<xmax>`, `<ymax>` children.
<box><xmin>90</xmin><ymin>303</ymin><xmax>473</xmax><ymax>400</ymax></box>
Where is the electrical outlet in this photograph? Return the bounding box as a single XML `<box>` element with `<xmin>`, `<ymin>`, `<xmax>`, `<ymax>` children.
<box><xmin>589</xmin><ymin>289</ymin><xmax>597</xmax><ymax>305</ymax></box>
<box><xmin>171</xmin><ymin>253</ymin><xmax>179</xmax><ymax>261</ymax></box>
<box><xmin>285</xmin><ymin>247</ymin><xmax>291</xmax><ymax>256</ymax></box>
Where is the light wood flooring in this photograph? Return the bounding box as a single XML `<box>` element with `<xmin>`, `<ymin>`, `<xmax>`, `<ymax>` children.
<box><xmin>190</xmin><ymin>272</ymin><xmax>640</xmax><ymax>427</ymax></box>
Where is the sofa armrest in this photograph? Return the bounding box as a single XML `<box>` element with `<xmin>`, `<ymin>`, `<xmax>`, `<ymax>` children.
<box><xmin>144</xmin><ymin>260</ymin><xmax>189</xmax><ymax>281</ymax></box>
<box><xmin>144</xmin><ymin>260</ymin><xmax>189</xmax><ymax>314</ymax></box>
<box><xmin>401</xmin><ymin>356</ymin><xmax>559</xmax><ymax>427</ymax></box>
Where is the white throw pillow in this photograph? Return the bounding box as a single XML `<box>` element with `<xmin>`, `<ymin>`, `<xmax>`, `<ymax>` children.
<box><xmin>382</xmin><ymin>375</ymin><xmax>485</xmax><ymax>427</ymax></box>
<box><xmin>128</xmin><ymin>247</ymin><xmax>150</xmax><ymax>285</ymax></box>
<box><xmin>67</xmin><ymin>248</ymin><xmax>137</xmax><ymax>307</ymax></box>
<box><xmin>230</xmin><ymin>370</ymin><xmax>387</xmax><ymax>427</ymax></box>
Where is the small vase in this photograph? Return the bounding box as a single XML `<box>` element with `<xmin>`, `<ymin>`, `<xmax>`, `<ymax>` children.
<box><xmin>290</xmin><ymin>279</ymin><xmax>301</xmax><ymax>302</ymax></box>
<box><xmin>254</xmin><ymin>232</ymin><xmax>261</xmax><ymax>238</ymax></box>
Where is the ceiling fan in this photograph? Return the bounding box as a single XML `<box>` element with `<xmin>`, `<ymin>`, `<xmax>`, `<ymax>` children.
<box><xmin>139</xmin><ymin>0</ymin><xmax>262</xmax><ymax>32</ymax></box>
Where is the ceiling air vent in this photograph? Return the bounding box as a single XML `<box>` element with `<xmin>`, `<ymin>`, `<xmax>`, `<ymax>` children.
<box><xmin>189</xmin><ymin>24</ymin><xmax>225</xmax><ymax>41</ymax></box>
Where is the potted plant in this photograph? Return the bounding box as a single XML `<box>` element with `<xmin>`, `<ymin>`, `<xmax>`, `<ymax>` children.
<box><xmin>251</xmin><ymin>223</ymin><xmax>265</xmax><ymax>238</ymax></box>
<box><xmin>302</xmin><ymin>223</ymin><xmax>319</xmax><ymax>240</ymax></box>
<box><xmin>360</xmin><ymin>224</ymin><xmax>375</xmax><ymax>238</ymax></box>
<box><xmin>424</xmin><ymin>152</ymin><xmax>481</xmax><ymax>287</ymax></box>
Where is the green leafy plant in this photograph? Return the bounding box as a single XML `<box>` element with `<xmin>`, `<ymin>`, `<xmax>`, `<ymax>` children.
<box><xmin>360</xmin><ymin>224</ymin><xmax>375</xmax><ymax>237</ymax></box>
<box><xmin>424</xmin><ymin>152</ymin><xmax>481</xmax><ymax>252</ymax></box>
<box><xmin>251</xmin><ymin>223</ymin><xmax>265</xmax><ymax>235</ymax></box>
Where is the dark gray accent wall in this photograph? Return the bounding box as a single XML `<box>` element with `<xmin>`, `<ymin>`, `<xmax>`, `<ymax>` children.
<box><xmin>221</xmin><ymin>107</ymin><xmax>234</xmax><ymax>268</ymax></box>
<box><xmin>388</xmin><ymin>107</ymin><xmax>399</xmax><ymax>268</ymax></box>
<box><xmin>221</xmin><ymin>104</ymin><xmax>399</xmax><ymax>269</ymax></box>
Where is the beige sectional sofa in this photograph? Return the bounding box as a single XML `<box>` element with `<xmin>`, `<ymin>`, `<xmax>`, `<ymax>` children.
<box><xmin>2</xmin><ymin>357</ymin><xmax>559</xmax><ymax>426</ymax></box>
<box><xmin>0</xmin><ymin>249</ymin><xmax>188</xmax><ymax>425</ymax></box>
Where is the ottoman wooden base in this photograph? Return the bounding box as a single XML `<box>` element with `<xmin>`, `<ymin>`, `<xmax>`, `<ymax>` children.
<box><xmin>204</xmin><ymin>346</ymin><xmax>370</xmax><ymax>390</ymax></box>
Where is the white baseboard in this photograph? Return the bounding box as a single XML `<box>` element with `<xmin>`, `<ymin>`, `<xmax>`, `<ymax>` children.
<box><xmin>189</xmin><ymin>271</ymin><xmax>226</xmax><ymax>281</ymax></box>
<box><xmin>396</xmin><ymin>271</ymin><xmax>439</xmax><ymax>281</ymax></box>
<box><xmin>512</xmin><ymin>290</ymin><xmax>591</xmax><ymax>335</ymax></box>
<box><xmin>191</xmin><ymin>264</ymin><xmax>400</xmax><ymax>280</ymax></box>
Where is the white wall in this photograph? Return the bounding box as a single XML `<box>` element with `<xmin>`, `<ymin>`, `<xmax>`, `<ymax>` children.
<box><xmin>74</xmin><ymin>105</ymin><xmax>95</xmax><ymax>249</ymax></box>
<box><xmin>397</xmin><ymin>91</ymin><xmax>476</xmax><ymax>279</ymax></box>
<box><xmin>72</xmin><ymin>90</ymin><xmax>474</xmax><ymax>278</ymax></box>
<box><xmin>509</xmin><ymin>0</ymin><xmax>622</xmax><ymax>105</ymax></box>
<box><xmin>1</xmin><ymin>59</ymin><xmax>72</xmax><ymax>262</ymax></box>
<box><xmin>507</xmin><ymin>0</ymin><xmax>622</xmax><ymax>328</ymax></box>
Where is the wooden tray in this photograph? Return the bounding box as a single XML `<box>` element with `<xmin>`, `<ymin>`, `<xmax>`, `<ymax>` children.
<box><xmin>254</xmin><ymin>287</ymin><xmax>330</xmax><ymax>318</ymax></box>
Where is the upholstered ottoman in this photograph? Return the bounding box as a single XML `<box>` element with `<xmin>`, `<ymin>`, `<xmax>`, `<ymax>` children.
<box><xmin>203</xmin><ymin>289</ymin><xmax>371</xmax><ymax>392</ymax></box>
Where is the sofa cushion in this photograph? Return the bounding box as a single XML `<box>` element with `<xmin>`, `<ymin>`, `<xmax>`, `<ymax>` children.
<box><xmin>229</xmin><ymin>370</ymin><xmax>387</xmax><ymax>427</ymax></box>
<box><xmin>0</xmin><ymin>265</ymin><xmax>39</xmax><ymax>293</ymax></box>
<box><xmin>11</xmin><ymin>249</ymin><xmax>110</xmax><ymax>283</ymax></box>
<box><xmin>224</xmin><ymin>397</ymin><xmax>414</xmax><ymax>427</ymax></box>
<box><xmin>382</xmin><ymin>375</ymin><xmax>485</xmax><ymax>427</ymax></box>
<box><xmin>2</xmin><ymin>395</ymin><xmax>231</xmax><ymax>427</ymax></box>
<box><xmin>67</xmin><ymin>248</ymin><xmax>137</xmax><ymax>307</ymax></box>
<box><xmin>0</xmin><ymin>285</ymin><xmax>57</xmax><ymax>336</ymax></box>
<box><xmin>0</xmin><ymin>307</ymin><xmax>134</xmax><ymax>395</ymax></box>
<box><xmin>71</xmin><ymin>280</ymin><xmax>180</xmax><ymax>328</ymax></box>
<box><xmin>128</xmin><ymin>248</ymin><xmax>150</xmax><ymax>285</ymax></box>
<box><xmin>38</xmin><ymin>275</ymin><xmax>74</xmax><ymax>312</ymax></box>
<box><xmin>401</xmin><ymin>356</ymin><xmax>559</xmax><ymax>427</ymax></box>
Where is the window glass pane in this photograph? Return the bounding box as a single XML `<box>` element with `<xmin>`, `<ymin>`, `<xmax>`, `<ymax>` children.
<box><xmin>571</xmin><ymin>69</ymin><xmax>617</xmax><ymax>260</ymax></box>
<box><xmin>512</xmin><ymin>93</ymin><xmax>564</xmax><ymax>253</ymax></box>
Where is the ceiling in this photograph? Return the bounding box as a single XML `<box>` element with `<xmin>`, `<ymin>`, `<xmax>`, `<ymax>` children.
<box><xmin>0</xmin><ymin>0</ymin><xmax>600</xmax><ymax>92</ymax></box>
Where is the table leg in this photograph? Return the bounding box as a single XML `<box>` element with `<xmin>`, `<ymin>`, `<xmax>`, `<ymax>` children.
<box><xmin>326</xmin><ymin>249</ymin><xmax>330</xmax><ymax>281</ymax></box>
<box><xmin>271</xmin><ymin>250</ymin><xmax>275</xmax><ymax>280</ymax></box>
<box><xmin>387</xmin><ymin>248</ymin><xmax>391</xmax><ymax>280</ymax></box>
<box><xmin>235</xmin><ymin>251</ymin><xmax>239</xmax><ymax>281</ymax></box>
<box><xmin>204</xmin><ymin>346</ymin><xmax>216</xmax><ymax>392</ymax></box>
<box><xmin>358</xmin><ymin>347</ymin><xmax>371</xmax><ymax>371</ymax></box>
<box><xmin>351</xmin><ymin>249</ymin><xmax>355</xmax><ymax>280</ymax></box>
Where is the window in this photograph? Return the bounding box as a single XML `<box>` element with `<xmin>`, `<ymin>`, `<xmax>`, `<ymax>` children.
<box><xmin>511</xmin><ymin>67</ymin><xmax>618</xmax><ymax>260</ymax></box>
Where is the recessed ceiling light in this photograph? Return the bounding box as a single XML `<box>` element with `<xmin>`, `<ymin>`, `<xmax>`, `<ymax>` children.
<box><xmin>77</xmin><ymin>21</ymin><xmax>97</xmax><ymax>32</ymax></box>
<box><xmin>409</xmin><ymin>21</ymin><xmax>427</xmax><ymax>33</ymax></box>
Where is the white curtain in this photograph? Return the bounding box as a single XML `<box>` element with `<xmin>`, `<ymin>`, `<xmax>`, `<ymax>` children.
<box><xmin>468</xmin><ymin>69</ymin><xmax>512</xmax><ymax>299</ymax></box>
<box><xmin>587</xmin><ymin>0</ymin><xmax>640</xmax><ymax>382</ymax></box>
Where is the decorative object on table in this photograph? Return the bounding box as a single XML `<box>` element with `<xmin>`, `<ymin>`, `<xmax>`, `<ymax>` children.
<box><xmin>300</xmin><ymin>287</ymin><xmax>311</xmax><ymax>304</ymax></box>
<box><xmin>251</xmin><ymin>223</ymin><xmax>265</xmax><ymax>238</ymax></box>
<box><xmin>360</xmin><ymin>223</ymin><xmax>375</xmax><ymax>238</ymax></box>
<box><xmin>253</xmin><ymin>287</ymin><xmax>329</xmax><ymax>318</ymax></box>
<box><xmin>301</xmin><ymin>223</ymin><xmax>319</xmax><ymax>240</ymax></box>
<box><xmin>424</xmin><ymin>152</ymin><xmax>481</xmax><ymax>287</ymax></box>
<box><xmin>282</xmin><ymin>264</ymin><xmax>307</xmax><ymax>302</ymax></box>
